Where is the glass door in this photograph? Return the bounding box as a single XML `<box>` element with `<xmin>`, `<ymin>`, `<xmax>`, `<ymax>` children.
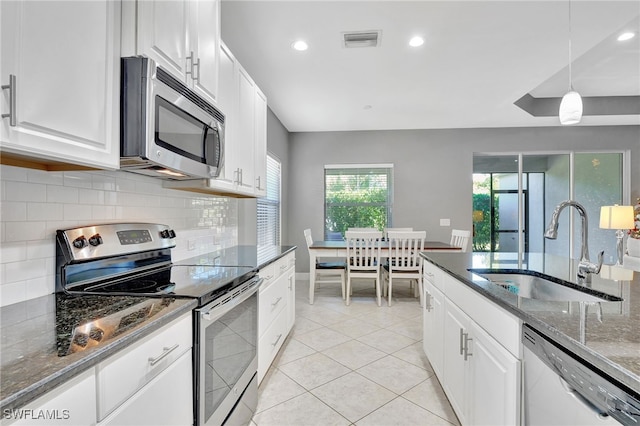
<box><xmin>474</xmin><ymin>152</ymin><xmax>627</xmax><ymax>261</ymax></box>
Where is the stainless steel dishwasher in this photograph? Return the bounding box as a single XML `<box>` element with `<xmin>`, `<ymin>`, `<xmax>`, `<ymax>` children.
<box><xmin>522</xmin><ymin>324</ymin><xmax>639</xmax><ymax>425</ymax></box>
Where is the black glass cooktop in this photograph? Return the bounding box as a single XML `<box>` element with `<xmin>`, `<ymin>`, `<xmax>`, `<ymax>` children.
<box><xmin>63</xmin><ymin>264</ymin><xmax>256</xmax><ymax>306</ymax></box>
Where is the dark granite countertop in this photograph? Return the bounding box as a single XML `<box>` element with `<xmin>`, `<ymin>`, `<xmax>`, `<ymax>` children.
<box><xmin>175</xmin><ymin>245</ymin><xmax>297</xmax><ymax>269</ymax></box>
<box><xmin>0</xmin><ymin>245</ymin><xmax>296</xmax><ymax>414</ymax></box>
<box><xmin>420</xmin><ymin>251</ymin><xmax>640</xmax><ymax>395</ymax></box>
<box><xmin>0</xmin><ymin>294</ymin><xmax>197</xmax><ymax>413</ymax></box>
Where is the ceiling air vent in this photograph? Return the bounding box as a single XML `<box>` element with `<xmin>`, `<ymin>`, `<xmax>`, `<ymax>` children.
<box><xmin>342</xmin><ymin>30</ymin><xmax>381</xmax><ymax>48</ymax></box>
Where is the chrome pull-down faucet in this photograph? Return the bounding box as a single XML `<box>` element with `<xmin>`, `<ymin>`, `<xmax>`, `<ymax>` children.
<box><xmin>544</xmin><ymin>200</ymin><xmax>603</xmax><ymax>285</ymax></box>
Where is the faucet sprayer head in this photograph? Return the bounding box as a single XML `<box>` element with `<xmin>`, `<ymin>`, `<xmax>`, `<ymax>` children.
<box><xmin>544</xmin><ymin>223</ymin><xmax>558</xmax><ymax>239</ymax></box>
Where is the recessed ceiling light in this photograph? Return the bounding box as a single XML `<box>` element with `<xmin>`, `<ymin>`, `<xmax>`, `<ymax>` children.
<box><xmin>409</xmin><ymin>36</ymin><xmax>424</xmax><ymax>47</ymax></box>
<box><xmin>292</xmin><ymin>40</ymin><xmax>308</xmax><ymax>51</ymax></box>
<box><xmin>617</xmin><ymin>32</ymin><xmax>636</xmax><ymax>42</ymax></box>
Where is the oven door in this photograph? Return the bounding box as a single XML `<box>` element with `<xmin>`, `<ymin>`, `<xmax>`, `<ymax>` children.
<box><xmin>196</xmin><ymin>277</ymin><xmax>261</xmax><ymax>426</ymax></box>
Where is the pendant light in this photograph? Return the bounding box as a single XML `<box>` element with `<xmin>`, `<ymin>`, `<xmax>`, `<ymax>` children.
<box><xmin>559</xmin><ymin>0</ymin><xmax>582</xmax><ymax>125</ymax></box>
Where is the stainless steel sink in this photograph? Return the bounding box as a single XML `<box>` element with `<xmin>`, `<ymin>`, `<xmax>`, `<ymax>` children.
<box><xmin>467</xmin><ymin>269</ymin><xmax>622</xmax><ymax>302</ymax></box>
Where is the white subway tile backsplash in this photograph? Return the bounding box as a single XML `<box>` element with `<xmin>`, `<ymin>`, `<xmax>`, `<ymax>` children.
<box><xmin>46</xmin><ymin>185</ymin><xmax>79</xmax><ymax>204</ymax></box>
<box><xmin>25</xmin><ymin>276</ymin><xmax>53</xmax><ymax>301</ymax></box>
<box><xmin>28</xmin><ymin>202</ymin><xmax>63</xmax><ymax>221</ymax></box>
<box><xmin>63</xmin><ymin>204</ymin><xmax>93</xmax><ymax>221</ymax></box>
<box><xmin>4</xmin><ymin>221</ymin><xmax>48</xmax><ymax>242</ymax></box>
<box><xmin>27</xmin><ymin>170</ymin><xmax>63</xmax><ymax>186</ymax></box>
<box><xmin>0</xmin><ymin>164</ymin><xmax>238</xmax><ymax>306</ymax></box>
<box><xmin>92</xmin><ymin>174</ymin><xmax>116</xmax><ymax>191</ymax></box>
<box><xmin>92</xmin><ymin>205</ymin><xmax>116</xmax><ymax>221</ymax></box>
<box><xmin>1</xmin><ymin>201</ymin><xmax>27</xmax><ymax>221</ymax></box>
<box><xmin>0</xmin><ymin>165</ymin><xmax>29</xmax><ymax>182</ymax></box>
<box><xmin>27</xmin><ymin>240</ymin><xmax>55</xmax><ymax>260</ymax></box>
<box><xmin>0</xmin><ymin>242</ymin><xmax>27</xmax><ymax>264</ymax></box>
<box><xmin>0</xmin><ymin>281</ymin><xmax>27</xmax><ymax>307</ymax></box>
<box><xmin>78</xmin><ymin>188</ymin><xmax>105</xmax><ymax>205</ymax></box>
<box><xmin>63</xmin><ymin>171</ymin><xmax>93</xmax><ymax>188</ymax></box>
<box><xmin>5</xmin><ymin>181</ymin><xmax>47</xmax><ymax>202</ymax></box>
<box><xmin>5</xmin><ymin>258</ymin><xmax>47</xmax><ymax>282</ymax></box>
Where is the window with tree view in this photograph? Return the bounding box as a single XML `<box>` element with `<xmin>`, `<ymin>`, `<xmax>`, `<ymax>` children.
<box><xmin>324</xmin><ymin>165</ymin><xmax>393</xmax><ymax>239</ymax></box>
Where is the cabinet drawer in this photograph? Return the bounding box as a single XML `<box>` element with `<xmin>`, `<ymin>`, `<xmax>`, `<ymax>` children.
<box><xmin>98</xmin><ymin>351</ymin><xmax>192</xmax><ymax>426</ymax></box>
<box><xmin>258</xmin><ymin>262</ymin><xmax>277</xmax><ymax>287</ymax></box>
<box><xmin>96</xmin><ymin>313</ymin><xmax>192</xmax><ymax>420</ymax></box>
<box><xmin>258</xmin><ymin>307</ymin><xmax>288</xmax><ymax>383</ymax></box>
<box><xmin>423</xmin><ymin>261</ymin><xmax>443</xmax><ymax>292</ymax></box>
<box><xmin>258</xmin><ymin>274</ymin><xmax>287</xmax><ymax>335</ymax></box>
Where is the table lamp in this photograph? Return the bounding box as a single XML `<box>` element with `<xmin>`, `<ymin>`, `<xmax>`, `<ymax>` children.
<box><xmin>600</xmin><ymin>205</ymin><xmax>635</xmax><ymax>265</ymax></box>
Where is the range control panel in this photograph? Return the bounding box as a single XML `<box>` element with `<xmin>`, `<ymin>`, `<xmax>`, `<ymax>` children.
<box><xmin>57</xmin><ymin>223</ymin><xmax>177</xmax><ymax>262</ymax></box>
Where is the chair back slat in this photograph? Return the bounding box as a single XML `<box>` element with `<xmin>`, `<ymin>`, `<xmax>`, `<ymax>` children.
<box><xmin>303</xmin><ymin>228</ymin><xmax>314</xmax><ymax>249</ymax></box>
<box><xmin>345</xmin><ymin>231</ymin><xmax>382</xmax><ymax>272</ymax></box>
<box><xmin>387</xmin><ymin>231</ymin><xmax>426</xmax><ymax>271</ymax></box>
<box><xmin>450</xmin><ymin>229</ymin><xmax>471</xmax><ymax>252</ymax></box>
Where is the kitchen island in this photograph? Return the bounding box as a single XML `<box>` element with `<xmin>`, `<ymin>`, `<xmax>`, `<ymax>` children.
<box><xmin>421</xmin><ymin>251</ymin><xmax>639</xmax><ymax>394</ymax></box>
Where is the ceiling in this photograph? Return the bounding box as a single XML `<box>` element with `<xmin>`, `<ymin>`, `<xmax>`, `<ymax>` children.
<box><xmin>220</xmin><ymin>1</ymin><xmax>640</xmax><ymax>132</ymax></box>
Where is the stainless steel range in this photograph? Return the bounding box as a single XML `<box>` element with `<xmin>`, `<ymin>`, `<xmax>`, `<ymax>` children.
<box><xmin>56</xmin><ymin>223</ymin><xmax>261</xmax><ymax>426</ymax></box>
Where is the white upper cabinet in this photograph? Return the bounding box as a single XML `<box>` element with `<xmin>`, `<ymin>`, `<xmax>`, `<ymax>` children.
<box><xmin>123</xmin><ymin>0</ymin><xmax>220</xmax><ymax>106</ymax></box>
<box><xmin>235</xmin><ymin>65</ymin><xmax>257</xmax><ymax>194</ymax></box>
<box><xmin>0</xmin><ymin>0</ymin><xmax>120</xmax><ymax>170</ymax></box>
<box><xmin>169</xmin><ymin>41</ymin><xmax>268</xmax><ymax>198</ymax></box>
<box><xmin>253</xmin><ymin>87</ymin><xmax>268</xmax><ymax>197</ymax></box>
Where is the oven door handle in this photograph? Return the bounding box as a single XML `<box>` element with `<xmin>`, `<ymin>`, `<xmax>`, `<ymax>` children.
<box><xmin>200</xmin><ymin>277</ymin><xmax>263</xmax><ymax>323</ymax></box>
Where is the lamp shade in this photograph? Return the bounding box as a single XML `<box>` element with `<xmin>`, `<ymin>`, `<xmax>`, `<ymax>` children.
<box><xmin>599</xmin><ymin>264</ymin><xmax>634</xmax><ymax>281</ymax></box>
<box><xmin>599</xmin><ymin>205</ymin><xmax>635</xmax><ymax>229</ymax></box>
<box><xmin>559</xmin><ymin>90</ymin><xmax>583</xmax><ymax>125</ymax></box>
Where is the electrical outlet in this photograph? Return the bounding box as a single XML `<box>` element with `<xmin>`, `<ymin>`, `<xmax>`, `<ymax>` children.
<box><xmin>440</xmin><ymin>218</ymin><xmax>451</xmax><ymax>226</ymax></box>
<box><xmin>188</xmin><ymin>239</ymin><xmax>196</xmax><ymax>251</ymax></box>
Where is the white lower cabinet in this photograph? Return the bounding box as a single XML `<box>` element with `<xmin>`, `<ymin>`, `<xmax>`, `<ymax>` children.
<box><xmin>96</xmin><ymin>313</ymin><xmax>193</xmax><ymax>425</ymax></box>
<box><xmin>98</xmin><ymin>351</ymin><xmax>192</xmax><ymax>426</ymax></box>
<box><xmin>257</xmin><ymin>253</ymin><xmax>296</xmax><ymax>383</ymax></box>
<box><xmin>2</xmin><ymin>369</ymin><xmax>97</xmax><ymax>426</ymax></box>
<box><xmin>423</xmin><ymin>262</ymin><xmax>521</xmax><ymax>426</ymax></box>
<box><xmin>423</xmin><ymin>279</ymin><xmax>445</xmax><ymax>377</ymax></box>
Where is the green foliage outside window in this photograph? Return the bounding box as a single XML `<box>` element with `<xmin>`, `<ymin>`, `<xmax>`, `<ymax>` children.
<box><xmin>324</xmin><ymin>169</ymin><xmax>391</xmax><ymax>239</ymax></box>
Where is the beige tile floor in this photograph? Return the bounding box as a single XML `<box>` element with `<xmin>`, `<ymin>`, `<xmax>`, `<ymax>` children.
<box><xmin>251</xmin><ymin>278</ymin><xmax>461</xmax><ymax>426</ymax></box>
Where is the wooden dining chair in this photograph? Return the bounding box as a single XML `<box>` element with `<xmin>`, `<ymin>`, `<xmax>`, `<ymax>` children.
<box><xmin>344</xmin><ymin>230</ymin><xmax>383</xmax><ymax>306</ymax></box>
<box><xmin>304</xmin><ymin>228</ymin><xmax>346</xmax><ymax>304</ymax></box>
<box><xmin>450</xmin><ymin>229</ymin><xmax>471</xmax><ymax>252</ymax></box>
<box><xmin>383</xmin><ymin>230</ymin><xmax>426</xmax><ymax>306</ymax></box>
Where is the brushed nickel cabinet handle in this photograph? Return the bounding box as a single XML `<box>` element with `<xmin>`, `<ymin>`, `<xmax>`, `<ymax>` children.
<box><xmin>2</xmin><ymin>74</ymin><xmax>16</xmax><ymax>126</ymax></box>
<box><xmin>148</xmin><ymin>344</ymin><xmax>179</xmax><ymax>366</ymax></box>
<box><xmin>271</xmin><ymin>333</ymin><xmax>283</xmax><ymax>347</ymax></box>
<box><xmin>186</xmin><ymin>51</ymin><xmax>195</xmax><ymax>77</ymax></box>
<box><xmin>193</xmin><ymin>57</ymin><xmax>201</xmax><ymax>83</ymax></box>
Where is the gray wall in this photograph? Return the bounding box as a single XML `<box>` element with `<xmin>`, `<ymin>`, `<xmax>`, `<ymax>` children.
<box><xmin>289</xmin><ymin>125</ymin><xmax>640</xmax><ymax>272</ymax></box>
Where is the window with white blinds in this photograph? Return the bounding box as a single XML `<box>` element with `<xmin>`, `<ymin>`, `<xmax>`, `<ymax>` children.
<box><xmin>257</xmin><ymin>154</ymin><xmax>281</xmax><ymax>259</ymax></box>
<box><xmin>324</xmin><ymin>164</ymin><xmax>393</xmax><ymax>239</ymax></box>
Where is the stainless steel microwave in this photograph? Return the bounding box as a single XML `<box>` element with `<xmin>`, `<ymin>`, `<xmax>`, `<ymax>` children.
<box><xmin>120</xmin><ymin>57</ymin><xmax>224</xmax><ymax>180</ymax></box>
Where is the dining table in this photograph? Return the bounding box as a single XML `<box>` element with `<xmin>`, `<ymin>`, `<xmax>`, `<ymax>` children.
<box><xmin>308</xmin><ymin>240</ymin><xmax>462</xmax><ymax>304</ymax></box>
